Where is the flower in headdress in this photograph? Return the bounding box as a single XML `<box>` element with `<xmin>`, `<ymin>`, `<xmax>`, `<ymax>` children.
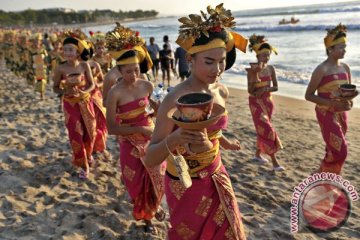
<box><xmin>175</xmin><ymin>3</ymin><xmax>248</xmax><ymax>55</ymax></box>
<box><xmin>324</xmin><ymin>23</ymin><xmax>347</xmax><ymax>48</ymax></box>
<box><xmin>105</xmin><ymin>22</ymin><xmax>145</xmax><ymax>52</ymax></box>
<box><xmin>177</xmin><ymin>3</ymin><xmax>235</xmax><ymax>43</ymax></box>
<box><xmin>248</xmin><ymin>33</ymin><xmax>277</xmax><ymax>55</ymax></box>
<box><xmin>105</xmin><ymin>22</ymin><xmax>152</xmax><ymax>72</ymax></box>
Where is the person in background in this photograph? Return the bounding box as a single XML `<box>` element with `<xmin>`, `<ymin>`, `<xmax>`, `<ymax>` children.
<box><xmin>159</xmin><ymin>44</ymin><xmax>172</xmax><ymax>87</ymax></box>
<box><xmin>147</xmin><ymin>36</ymin><xmax>160</xmax><ymax>81</ymax></box>
<box><xmin>53</xmin><ymin>30</ymin><xmax>96</xmax><ymax>179</ymax></box>
<box><xmin>305</xmin><ymin>24</ymin><xmax>358</xmax><ymax>174</ymax></box>
<box><xmin>175</xmin><ymin>46</ymin><xmax>190</xmax><ymax>82</ymax></box>
<box><xmin>246</xmin><ymin>34</ymin><xmax>285</xmax><ymax>171</ymax></box>
<box><xmin>105</xmin><ymin>25</ymin><xmax>165</xmax><ymax>235</ymax></box>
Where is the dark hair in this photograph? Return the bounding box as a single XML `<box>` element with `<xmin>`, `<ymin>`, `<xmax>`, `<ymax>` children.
<box><xmin>117</xmin><ymin>50</ymin><xmax>137</xmax><ymax>61</ymax></box>
<box><xmin>334</xmin><ymin>31</ymin><xmax>346</xmax><ymax>40</ymax></box>
<box><xmin>117</xmin><ymin>50</ymin><xmax>149</xmax><ymax>73</ymax></box>
<box><xmin>192</xmin><ymin>29</ymin><xmax>236</xmax><ymax>70</ymax></box>
<box><xmin>63</xmin><ymin>37</ymin><xmax>91</xmax><ymax>61</ymax></box>
<box><xmin>163</xmin><ymin>35</ymin><xmax>169</xmax><ymax>42</ymax></box>
<box><xmin>193</xmin><ymin>29</ymin><xmax>228</xmax><ymax>46</ymax></box>
<box><xmin>163</xmin><ymin>44</ymin><xmax>168</xmax><ymax>49</ymax></box>
<box><xmin>258</xmin><ymin>43</ymin><xmax>271</xmax><ymax>51</ymax></box>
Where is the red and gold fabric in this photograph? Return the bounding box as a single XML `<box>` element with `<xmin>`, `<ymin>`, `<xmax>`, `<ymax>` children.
<box><xmin>249</xmin><ymin>75</ymin><xmax>282</xmax><ymax>155</ymax></box>
<box><xmin>165</xmin><ymin>113</ymin><xmax>246</xmax><ymax>240</ymax></box>
<box><xmin>116</xmin><ymin>97</ymin><xmax>166</xmax><ymax>220</ymax></box>
<box><xmin>62</xmin><ymin>75</ymin><xmax>97</xmax><ymax>168</ymax></box>
<box><xmin>91</xmin><ymin>86</ymin><xmax>107</xmax><ymax>153</ymax></box>
<box><xmin>315</xmin><ymin>73</ymin><xmax>349</xmax><ymax>174</ymax></box>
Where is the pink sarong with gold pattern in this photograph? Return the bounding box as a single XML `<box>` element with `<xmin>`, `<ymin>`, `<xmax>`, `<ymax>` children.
<box><xmin>315</xmin><ymin>72</ymin><xmax>349</xmax><ymax>174</ymax></box>
<box><xmin>165</xmin><ymin>113</ymin><xmax>246</xmax><ymax>240</ymax></box>
<box><xmin>62</xmin><ymin>76</ymin><xmax>96</xmax><ymax>168</ymax></box>
<box><xmin>91</xmin><ymin>87</ymin><xmax>107</xmax><ymax>152</ymax></box>
<box><xmin>116</xmin><ymin>97</ymin><xmax>166</xmax><ymax>220</ymax></box>
<box><xmin>249</xmin><ymin>75</ymin><xmax>282</xmax><ymax>155</ymax></box>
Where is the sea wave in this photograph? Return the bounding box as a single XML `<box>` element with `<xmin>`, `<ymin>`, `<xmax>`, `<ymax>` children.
<box><xmin>234</xmin><ymin>23</ymin><xmax>360</xmax><ymax>32</ymax></box>
<box><xmin>233</xmin><ymin>4</ymin><xmax>360</xmax><ymax>18</ymax></box>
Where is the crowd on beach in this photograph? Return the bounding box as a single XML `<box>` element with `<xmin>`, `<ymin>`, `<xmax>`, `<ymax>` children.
<box><xmin>0</xmin><ymin>3</ymin><xmax>358</xmax><ymax>239</ymax></box>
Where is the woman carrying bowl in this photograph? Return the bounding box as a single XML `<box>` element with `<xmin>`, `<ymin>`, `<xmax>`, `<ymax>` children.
<box><xmin>144</xmin><ymin>4</ymin><xmax>247</xmax><ymax>239</ymax></box>
<box><xmin>105</xmin><ymin>25</ymin><xmax>166</xmax><ymax>234</ymax></box>
<box><xmin>53</xmin><ymin>30</ymin><xmax>97</xmax><ymax>179</ymax></box>
<box><xmin>305</xmin><ymin>24</ymin><xmax>358</xmax><ymax>174</ymax></box>
<box><xmin>246</xmin><ymin>34</ymin><xmax>285</xmax><ymax>171</ymax></box>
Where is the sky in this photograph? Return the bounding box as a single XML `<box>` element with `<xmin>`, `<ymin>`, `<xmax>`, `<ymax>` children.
<box><xmin>0</xmin><ymin>0</ymin><xmax>356</xmax><ymax>15</ymax></box>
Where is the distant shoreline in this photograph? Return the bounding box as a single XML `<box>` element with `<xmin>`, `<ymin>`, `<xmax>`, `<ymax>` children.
<box><xmin>14</xmin><ymin>16</ymin><xmax>159</xmax><ymax>30</ymax></box>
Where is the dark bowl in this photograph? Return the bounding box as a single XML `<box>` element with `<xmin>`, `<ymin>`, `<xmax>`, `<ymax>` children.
<box><xmin>175</xmin><ymin>93</ymin><xmax>214</xmax><ymax>122</ymax></box>
<box><xmin>340</xmin><ymin>83</ymin><xmax>356</xmax><ymax>97</ymax></box>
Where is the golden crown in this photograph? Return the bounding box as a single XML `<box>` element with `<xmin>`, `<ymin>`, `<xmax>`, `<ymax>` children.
<box><xmin>177</xmin><ymin>3</ymin><xmax>236</xmax><ymax>42</ymax></box>
<box><xmin>105</xmin><ymin>22</ymin><xmax>145</xmax><ymax>51</ymax></box>
<box><xmin>326</xmin><ymin>23</ymin><xmax>347</xmax><ymax>37</ymax></box>
<box><xmin>248</xmin><ymin>34</ymin><xmax>266</xmax><ymax>52</ymax></box>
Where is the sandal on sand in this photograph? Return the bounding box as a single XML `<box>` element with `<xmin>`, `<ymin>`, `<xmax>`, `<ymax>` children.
<box><xmin>78</xmin><ymin>169</ymin><xmax>89</xmax><ymax>179</ymax></box>
<box><xmin>155</xmin><ymin>207</ymin><xmax>166</xmax><ymax>222</ymax></box>
<box><xmin>143</xmin><ymin>224</ymin><xmax>158</xmax><ymax>235</ymax></box>
<box><xmin>253</xmin><ymin>156</ymin><xmax>269</xmax><ymax>164</ymax></box>
<box><xmin>273</xmin><ymin>166</ymin><xmax>286</xmax><ymax>172</ymax></box>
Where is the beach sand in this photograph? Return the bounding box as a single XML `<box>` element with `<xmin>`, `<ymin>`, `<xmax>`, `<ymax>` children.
<box><xmin>0</xmin><ymin>63</ymin><xmax>359</xmax><ymax>240</ymax></box>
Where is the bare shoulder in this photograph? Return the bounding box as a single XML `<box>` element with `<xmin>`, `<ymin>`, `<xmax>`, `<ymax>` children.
<box><xmin>215</xmin><ymin>82</ymin><xmax>229</xmax><ymax>99</ymax></box>
<box><xmin>313</xmin><ymin>62</ymin><xmax>327</xmax><ymax>76</ymax></box>
<box><xmin>340</xmin><ymin>62</ymin><xmax>350</xmax><ymax>72</ymax></box>
<box><xmin>105</xmin><ymin>67</ymin><xmax>120</xmax><ymax>81</ymax></box>
<box><xmin>268</xmin><ymin>64</ymin><xmax>276</xmax><ymax>73</ymax></box>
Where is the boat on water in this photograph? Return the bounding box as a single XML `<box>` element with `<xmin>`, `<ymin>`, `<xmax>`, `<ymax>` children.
<box><xmin>279</xmin><ymin>17</ymin><xmax>300</xmax><ymax>25</ymax></box>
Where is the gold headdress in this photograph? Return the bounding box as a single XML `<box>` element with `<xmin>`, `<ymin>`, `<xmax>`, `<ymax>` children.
<box><xmin>30</xmin><ymin>32</ymin><xmax>43</xmax><ymax>41</ymax></box>
<box><xmin>248</xmin><ymin>34</ymin><xmax>277</xmax><ymax>55</ymax></box>
<box><xmin>105</xmin><ymin>23</ymin><xmax>152</xmax><ymax>69</ymax></box>
<box><xmin>176</xmin><ymin>3</ymin><xmax>248</xmax><ymax>54</ymax></box>
<box><xmin>63</xmin><ymin>29</ymin><xmax>90</xmax><ymax>53</ymax></box>
<box><xmin>63</xmin><ymin>29</ymin><xmax>92</xmax><ymax>60</ymax></box>
<box><xmin>90</xmin><ymin>31</ymin><xmax>106</xmax><ymax>46</ymax></box>
<box><xmin>324</xmin><ymin>23</ymin><xmax>347</xmax><ymax>49</ymax></box>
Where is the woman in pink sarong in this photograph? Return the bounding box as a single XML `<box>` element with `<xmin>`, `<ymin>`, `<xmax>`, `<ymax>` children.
<box><xmin>105</xmin><ymin>26</ymin><xmax>166</xmax><ymax>234</ymax></box>
<box><xmin>246</xmin><ymin>34</ymin><xmax>284</xmax><ymax>171</ymax></box>
<box><xmin>144</xmin><ymin>4</ymin><xmax>247</xmax><ymax>239</ymax></box>
<box><xmin>53</xmin><ymin>31</ymin><xmax>96</xmax><ymax>179</ymax></box>
<box><xmin>305</xmin><ymin>24</ymin><xmax>358</xmax><ymax>174</ymax></box>
<box><xmin>87</xmin><ymin>41</ymin><xmax>111</xmax><ymax>161</ymax></box>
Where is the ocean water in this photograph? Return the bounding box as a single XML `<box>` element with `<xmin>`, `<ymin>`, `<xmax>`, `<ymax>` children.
<box><xmin>82</xmin><ymin>1</ymin><xmax>360</xmax><ymax>106</ymax></box>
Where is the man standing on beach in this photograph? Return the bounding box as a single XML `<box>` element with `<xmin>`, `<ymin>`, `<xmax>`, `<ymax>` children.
<box><xmin>147</xmin><ymin>37</ymin><xmax>160</xmax><ymax>81</ymax></box>
<box><xmin>175</xmin><ymin>46</ymin><xmax>189</xmax><ymax>82</ymax></box>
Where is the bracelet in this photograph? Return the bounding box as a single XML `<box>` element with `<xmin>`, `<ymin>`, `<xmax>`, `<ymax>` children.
<box><xmin>184</xmin><ymin>143</ymin><xmax>196</xmax><ymax>156</ymax></box>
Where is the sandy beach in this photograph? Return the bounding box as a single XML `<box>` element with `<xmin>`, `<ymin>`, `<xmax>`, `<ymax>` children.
<box><xmin>0</xmin><ymin>62</ymin><xmax>359</xmax><ymax>240</ymax></box>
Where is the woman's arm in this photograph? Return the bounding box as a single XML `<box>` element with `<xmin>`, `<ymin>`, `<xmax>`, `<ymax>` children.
<box><xmin>94</xmin><ymin>62</ymin><xmax>104</xmax><ymax>88</ymax></box>
<box><xmin>53</xmin><ymin>66</ymin><xmax>63</xmax><ymax>95</ymax></box>
<box><xmin>219</xmin><ymin>135</ymin><xmax>241</xmax><ymax>151</ymax></box>
<box><xmin>81</xmin><ymin>62</ymin><xmax>95</xmax><ymax>94</ymax></box>
<box><xmin>103</xmin><ymin>69</ymin><xmax>120</xmax><ymax>107</ymax></box>
<box><xmin>247</xmin><ymin>72</ymin><xmax>257</xmax><ymax>95</ymax></box>
<box><xmin>268</xmin><ymin>65</ymin><xmax>278</xmax><ymax>92</ymax></box>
